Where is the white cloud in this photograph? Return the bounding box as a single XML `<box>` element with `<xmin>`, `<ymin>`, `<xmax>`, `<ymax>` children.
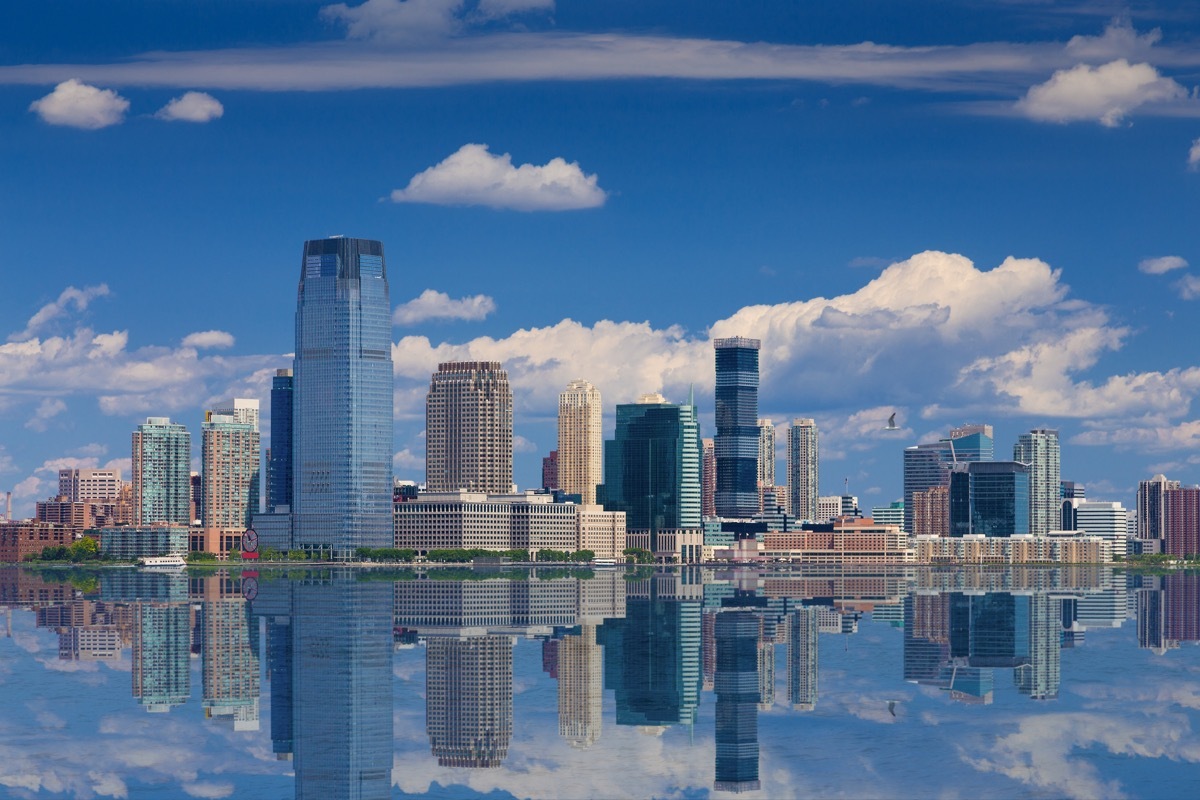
<box><xmin>393</xmin><ymin>448</ymin><xmax>424</xmax><ymax>470</ymax></box>
<box><xmin>476</xmin><ymin>0</ymin><xmax>554</xmax><ymax>19</ymax></box>
<box><xmin>1175</xmin><ymin>274</ymin><xmax>1200</xmax><ymax>300</ymax></box>
<box><xmin>181</xmin><ymin>781</ymin><xmax>235</xmax><ymax>799</ymax></box>
<box><xmin>181</xmin><ymin>330</ymin><xmax>236</xmax><ymax>349</ymax></box>
<box><xmin>1138</xmin><ymin>255</ymin><xmax>1188</xmax><ymax>274</ymax></box>
<box><xmin>513</xmin><ymin>434</ymin><xmax>538</xmax><ymax>453</ymax></box>
<box><xmin>28</xmin><ymin>79</ymin><xmax>129</xmax><ymax>129</ymax></box>
<box><xmin>322</xmin><ymin>0</ymin><xmax>465</xmax><ymax>42</ymax></box>
<box><xmin>155</xmin><ymin>91</ymin><xmax>224</xmax><ymax>122</ymax></box>
<box><xmin>1064</xmin><ymin>18</ymin><xmax>1163</xmax><ymax>63</ymax></box>
<box><xmin>24</xmin><ymin>398</ymin><xmax>67</xmax><ymax>432</ymax></box>
<box><xmin>9</xmin><ymin>284</ymin><xmax>110</xmax><ymax>342</ymax></box>
<box><xmin>1189</xmin><ymin>138</ymin><xmax>1200</xmax><ymax>170</ymax></box>
<box><xmin>393</xmin><ymin>289</ymin><xmax>497</xmax><ymax>325</ymax></box>
<box><xmin>1016</xmin><ymin>59</ymin><xmax>1188</xmax><ymax>126</ymax></box>
<box><xmin>390</xmin><ymin>144</ymin><xmax>607</xmax><ymax>211</ymax></box>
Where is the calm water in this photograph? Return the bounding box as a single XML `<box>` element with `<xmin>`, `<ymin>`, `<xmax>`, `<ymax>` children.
<box><xmin>1</xmin><ymin>565</ymin><xmax>1197</xmax><ymax>799</ymax></box>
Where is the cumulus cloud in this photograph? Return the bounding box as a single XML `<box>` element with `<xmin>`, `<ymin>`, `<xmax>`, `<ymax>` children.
<box><xmin>181</xmin><ymin>330</ymin><xmax>236</xmax><ymax>349</ymax></box>
<box><xmin>1189</xmin><ymin>138</ymin><xmax>1200</xmax><ymax>170</ymax></box>
<box><xmin>155</xmin><ymin>91</ymin><xmax>224</xmax><ymax>122</ymax></box>
<box><xmin>1016</xmin><ymin>59</ymin><xmax>1188</xmax><ymax>126</ymax></box>
<box><xmin>1175</xmin><ymin>275</ymin><xmax>1200</xmax><ymax>300</ymax></box>
<box><xmin>393</xmin><ymin>448</ymin><xmax>424</xmax><ymax>470</ymax></box>
<box><xmin>393</xmin><ymin>289</ymin><xmax>497</xmax><ymax>325</ymax></box>
<box><xmin>322</xmin><ymin>0</ymin><xmax>466</xmax><ymax>42</ymax></box>
<box><xmin>389</xmin><ymin>143</ymin><xmax>607</xmax><ymax>211</ymax></box>
<box><xmin>1138</xmin><ymin>255</ymin><xmax>1188</xmax><ymax>274</ymax></box>
<box><xmin>9</xmin><ymin>284</ymin><xmax>110</xmax><ymax>342</ymax></box>
<box><xmin>28</xmin><ymin>79</ymin><xmax>129</xmax><ymax>129</ymax></box>
<box><xmin>24</xmin><ymin>398</ymin><xmax>67</xmax><ymax>432</ymax></box>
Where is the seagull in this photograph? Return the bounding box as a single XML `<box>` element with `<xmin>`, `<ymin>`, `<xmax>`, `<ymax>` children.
<box><xmin>884</xmin><ymin>413</ymin><xmax>899</xmax><ymax>431</ymax></box>
<box><xmin>886</xmin><ymin>700</ymin><xmax>899</xmax><ymax>717</ymax></box>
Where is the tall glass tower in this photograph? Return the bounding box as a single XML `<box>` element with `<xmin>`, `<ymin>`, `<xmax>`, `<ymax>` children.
<box><xmin>132</xmin><ymin>417</ymin><xmax>192</xmax><ymax>526</ymax></box>
<box><xmin>268</xmin><ymin>369</ymin><xmax>293</xmax><ymax>511</ymax></box>
<box><xmin>1013</xmin><ymin>428</ymin><xmax>1060</xmax><ymax>538</ymax></box>
<box><xmin>714</xmin><ymin>337</ymin><xmax>761</xmax><ymax>518</ymax></box>
<box><xmin>292</xmin><ymin>237</ymin><xmax>393</xmax><ymax>559</ymax></box>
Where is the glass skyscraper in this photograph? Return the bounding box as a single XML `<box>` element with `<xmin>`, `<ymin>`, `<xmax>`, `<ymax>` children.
<box><xmin>714</xmin><ymin>337</ymin><xmax>761</xmax><ymax>518</ymax></box>
<box><xmin>268</xmin><ymin>368</ymin><xmax>293</xmax><ymax>511</ymax></box>
<box><xmin>292</xmin><ymin>237</ymin><xmax>393</xmax><ymax>559</ymax></box>
<box><xmin>1014</xmin><ymin>428</ymin><xmax>1060</xmax><ymax>538</ymax></box>
<box><xmin>132</xmin><ymin>417</ymin><xmax>192</xmax><ymax>526</ymax></box>
<box><xmin>948</xmin><ymin>461</ymin><xmax>1031</xmax><ymax>537</ymax></box>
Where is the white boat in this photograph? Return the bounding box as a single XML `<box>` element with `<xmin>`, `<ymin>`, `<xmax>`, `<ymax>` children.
<box><xmin>140</xmin><ymin>553</ymin><xmax>187</xmax><ymax>568</ymax></box>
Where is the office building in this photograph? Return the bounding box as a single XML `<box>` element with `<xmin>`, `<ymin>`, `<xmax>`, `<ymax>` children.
<box><xmin>714</xmin><ymin>337</ymin><xmax>761</xmax><ymax>518</ymax></box>
<box><xmin>58</xmin><ymin>468</ymin><xmax>122</xmax><ymax>502</ymax></box>
<box><xmin>268</xmin><ymin>369</ymin><xmax>293</xmax><ymax>511</ymax></box>
<box><xmin>600</xmin><ymin>392</ymin><xmax>701</xmax><ymax>555</ymax></box>
<box><xmin>786</xmin><ymin>419</ymin><xmax>819</xmax><ymax>522</ymax></box>
<box><xmin>558</xmin><ymin>379</ymin><xmax>603</xmax><ymax>505</ymax></box>
<box><xmin>292</xmin><ymin>236</ymin><xmax>393</xmax><ymax>559</ymax></box>
<box><xmin>132</xmin><ymin>417</ymin><xmax>192</xmax><ymax>526</ymax></box>
<box><xmin>948</xmin><ymin>424</ymin><xmax>994</xmax><ymax>462</ymax></box>
<box><xmin>1075</xmin><ymin>501</ymin><xmax>1128</xmax><ymax>560</ymax></box>
<box><xmin>816</xmin><ymin>495</ymin><xmax>841</xmax><ymax>524</ymax></box>
<box><xmin>871</xmin><ymin>501</ymin><xmax>904</xmax><ymax>530</ymax></box>
<box><xmin>1060</xmin><ymin>480</ymin><xmax>1085</xmax><ymax>530</ymax></box>
<box><xmin>210</xmin><ymin>397</ymin><xmax>259</xmax><ymax>431</ymax></box>
<box><xmin>757</xmin><ymin>419</ymin><xmax>775</xmax><ymax>488</ymax></box>
<box><xmin>1138</xmin><ymin>474</ymin><xmax>1180</xmax><ymax>542</ymax></box>
<box><xmin>541</xmin><ymin>451</ymin><xmax>558</xmax><ymax>491</ymax></box>
<box><xmin>949</xmin><ymin>461</ymin><xmax>1031</xmax><ymax>537</ymax></box>
<box><xmin>201</xmin><ymin>407</ymin><xmax>260</xmax><ymax>556</ymax></box>
<box><xmin>426</xmin><ymin>361</ymin><xmax>513</xmax><ymax>494</ymax></box>
<box><xmin>1014</xmin><ymin>429</ymin><xmax>1061</xmax><ymax>537</ymax></box>
<box><xmin>701</xmin><ymin>438</ymin><xmax>716</xmax><ymax>518</ymax></box>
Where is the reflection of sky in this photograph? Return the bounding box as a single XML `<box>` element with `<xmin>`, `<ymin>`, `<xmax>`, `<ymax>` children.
<box><xmin>3</xmin><ymin>577</ymin><xmax>1200</xmax><ymax>799</ymax></box>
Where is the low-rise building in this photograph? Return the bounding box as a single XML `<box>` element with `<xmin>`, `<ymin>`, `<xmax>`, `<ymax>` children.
<box><xmin>98</xmin><ymin>525</ymin><xmax>189</xmax><ymax>560</ymax></box>
<box><xmin>0</xmin><ymin>521</ymin><xmax>75</xmax><ymax>562</ymax></box>
<box><xmin>914</xmin><ymin>533</ymin><xmax>1111</xmax><ymax>564</ymax></box>
<box><xmin>758</xmin><ymin>518</ymin><xmax>914</xmax><ymax>564</ymax></box>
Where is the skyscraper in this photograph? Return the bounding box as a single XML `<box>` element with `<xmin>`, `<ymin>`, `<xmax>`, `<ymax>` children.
<box><xmin>201</xmin><ymin>407</ymin><xmax>260</xmax><ymax>556</ymax></box>
<box><xmin>600</xmin><ymin>392</ymin><xmax>701</xmax><ymax>551</ymax></box>
<box><xmin>948</xmin><ymin>461</ymin><xmax>1030</xmax><ymax>537</ymax></box>
<box><xmin>701</xmin><ymin>438</ymin><xmax>716</xmax><ymax>518</ymax></box>
<box><xmin>786</xmin><ymin>419</ymin><xmax>818</xmax><ymax>523</ymax></box>
<box><xmin>1076</xmin><ymin>501</ymin><xmax>1128</xmax><ymax>559</ymax></box>
<box><xmin>948</xmin><ymin>424</ymin><xmax>994</xmax><ymax>462</ymax></box>
<box><xmin>757</xmin><ymin>419</ymin><xmax>775</xmax><ymax>488</ymax></box>
<box><xmin>425</xmin><ymin>361</ymin><xmax>513</xmax><ymax>493</ymax></box>
<box><xmin>1138</xmin><ymin>474</ymin><xmax>1180</xmax><ymax>542</ymax></box>
<box><xmin>132</xmin><ymin>417</ymin><xmax>192</xmax><ymax>526</ymax></box>
<box><xmin>268</xmin><ymin>369</ymin><xmax>293</xmax><ymax>511</ymax></box>
<box><xmin>1014</xmin><ymin>428</ymin><xmax>1061</xmax><ymax>537</ymax></box>
<box><xmin>292</xmin><ymin>236</ymin><xmax>393</xmax><ymax>559</ymax></box>
<box><xmin>714</xmin><ymin>337</ymin><xmax>761</xmax><ymax>518</ymax></box>
<box><xmin>558</xmin><ymin>379</ymin><xmax>603</xmax><ymax>505</ymax></box>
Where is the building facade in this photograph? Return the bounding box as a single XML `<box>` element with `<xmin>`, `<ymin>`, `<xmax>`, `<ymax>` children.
<box><xmin>292</xmin><ymin>236</ymin><xmax>394</xmax><ymax>559</ymax></box>
<box><xmin>756</xmin><ymin>419</ymin><xmax>776</xmax><ymax>489</ymax></box>
<box><xmin>268</xmin><ymin>368</ymin><xmax>293</xmax><ymax>511</ymax></box>
<box><xmin>1014</xmin><ymin>428</ymin><xmax>1061</xmax><ymax>538</ymax></box>
<box><xmin>1137</xmin><ymin>474</ymin><xmax>1180</xmax><ymax>542</ymax></box>
<box><xmin>714</xmin><ymin>337</ymin><xmax>761</xmax><ymax>518</ymax></box>
<box><xmin>58</xmin><ymin>468</ymin><xmax>122</xmax><ymax>502</ymax></box>
<box><xmin>426</xmin><ymin>361</ymin><xmax>513</xmax><ymax>494</ymax></box>
<box><xmin>949</xmin><ymin>461</ymin><xmax>1031</xmax><ymax>537</ymax></box>
<box><xmin>200</xmin><ymin>408</ymin><xmax>260</xmax><ymax>556</ymax></box>
<box><xmin>786</xmin><ymin>419</ymin><xmax>819</xmax><ymax>523</ymax></box>
<box><xmin>701</xmin><ymin>438</ymin><xmax>716</xmax><ymax>518</ymax></box>
<box><xmin>558</xmin><ymin>379</ymin><xmax>603</xmax><ymax>505</ymax></box>
<box><xmin>132</xmin><ymin>417</ymin><xmax>192</xmax><ymax>526</ymax></box>
<box><xmin>1075</xmin><ymin>501</ymin><xmax>1129</xmax><ymax>560</ymax></box>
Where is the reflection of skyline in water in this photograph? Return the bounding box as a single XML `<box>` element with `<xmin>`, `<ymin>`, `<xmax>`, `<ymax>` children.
<box><xmin>3</xmin><ymin>565</ymin><xmax>1200</xmax><ymax>798</ymax></box>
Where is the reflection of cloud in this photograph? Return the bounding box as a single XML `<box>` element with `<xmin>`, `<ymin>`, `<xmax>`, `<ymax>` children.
<box><xmin>182</xmin><ymin>781</ymin><xmax>236</xmax><ymax>799</ymax></box>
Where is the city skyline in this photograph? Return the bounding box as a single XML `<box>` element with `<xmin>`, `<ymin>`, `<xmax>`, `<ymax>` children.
<box><xmin>5</xmin><ymin>2</ymin><xmax>1200</xmax><ymax>517</ymax></box>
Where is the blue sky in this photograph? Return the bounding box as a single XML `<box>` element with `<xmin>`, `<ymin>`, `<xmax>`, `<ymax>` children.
<box><xmin>3</xmin><ymin>1</ymin><xmax>1200</xmax><ymax>516</ymax></box>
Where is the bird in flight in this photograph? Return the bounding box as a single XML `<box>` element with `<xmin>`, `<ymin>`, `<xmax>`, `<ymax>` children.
<box><xmin>884</xmin><ymin>412</ymin><xmax>899</xmax><ymax>430</ymax></box>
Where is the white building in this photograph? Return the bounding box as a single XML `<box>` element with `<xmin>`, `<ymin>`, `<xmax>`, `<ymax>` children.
<box><xmin>558</xmin><ymin>379</ymin><xmax>603</xmax><ymax>505</ymax></box>
<box><xmin>1075</xmin><ymin>500</ymin><xmax>1128</xmax><ymax>560</ymax></box>
<box><xmin>787</xmin><ymin>419</ymin><xmax>819</xmax><ymax>522</ymax></box>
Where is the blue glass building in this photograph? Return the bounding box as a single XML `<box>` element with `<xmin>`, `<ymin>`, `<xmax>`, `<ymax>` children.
<box><xmin>713</xmin><ymin>611</ymin><xmax>761</xmax><ymax>793</ymax></box>
<box><xmin>292</xmin><ymin>237</ymin><xmax>393</xmax><ymax>559</ymax></box>
<box><xmin>949</xmin><ymin>461</ymin><xmax>1030</xmax><ymax>537</ymax></box>
<box><xmin>714</xmin><ymin>337</ymin><xmax>761</xmax><ymax>518</ymax></box>
<box><xmin>268</xmin><ymin>368</ymin><xmax>293</xmax><ymax>511</ymax></box>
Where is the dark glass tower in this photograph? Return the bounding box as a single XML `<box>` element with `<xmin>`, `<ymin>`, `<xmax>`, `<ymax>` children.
<box><xmin>948</xmin><ymin>461</ymin><xmax>1030</xmax><ymax>537</ymax></box>
<box><xmin>713</xmin><ymin>611</ymin><xmax>761</xmax><ymax>793</ymax></box>
<box><xmin>714</xmin><ymin>337</ymin><xmax>761</xmax><ymax>518</ymax></box>
<box><xmin>292</xmin><ymin>237</ymin><xmax>393</xmax><ymax>559</ymax></box>
<box><xmin>268</xmin><ymin>369</ymin><xmax>294</xmax><ymax>511</ymax></box>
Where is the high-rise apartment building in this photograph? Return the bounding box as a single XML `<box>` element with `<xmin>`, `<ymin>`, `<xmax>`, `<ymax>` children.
<box><xmin>701</xmin><ymin>438</ymin><xmax>716</xmax><ymax>518</ymax></box>
<box><xmin>1014</xmin><ymin>428</ymin><xmax>1061</xmax><ymax>537</ymax></box>
<box><xmin>911</xmin><ymin>486</ymin><xmax>950</xmax><ymax>537</ymax></box>
<box><xmin>58</xmin><ymin>468</ymin><xmax>122</xmax><ymax>502</ymax></box>
<box><xmin>268</xmin><ymin>369</ymin><xmax>293</xmax><ymax>511</ymax></box>
<box><xmin>600</xmin><ymin>393</ymin><xmax>701</xmax><ymax>551</ymax></box>
<box><xmin>132</xmin><ymin>417</ymin><xmax>192</xmax><ymax>526</ymax></box>
<box><xmin>786</xmin><ymin>419</ymin><xmax>818</xmax><ymax>522</ymax></box>
<box><xmin>201</xmin><ymin>407</ymin><xmax>260</xmax><ymax>556</ymax></box>
<box><xmin>557</xmin><ymin>379</ymin><xmax>603</xmax><ymax>505</ymax></box>
<box><xmin>757</xmin><ymin>419</ymin><xmax>775</xmax><ymax>488</ymax></box>
<box><xmin>1138</xmin><ymin>474</ymin><xmax>1180</xmax><ymax>542</ymax></box>
<box><xmin>714</xmin><ymin>337</ymin><xmax>761</xmax><ymax>518</ymax></box>
<box><xmin>1164</xmin><ymin>487</ymin><xmax>1200</xmax><ymax>558</ymax></box>
<box><xmin>425</xmin><ymin>361</ymin><xmax>513</xmax><ymax>494</ymax></box>
<box><xmin>210</xmin><ymin>398</ymin><xmax>259</xmax><ymax>431</ymax></box>
<box><xmin>541</xmin><ymin>451</ymin><xmax>558</xmax><ymax>491</ymax></box>
<box><xmin>292</xmin><ymin>236</ymin><xmax>393</xmax><ymax>558</ymax></box>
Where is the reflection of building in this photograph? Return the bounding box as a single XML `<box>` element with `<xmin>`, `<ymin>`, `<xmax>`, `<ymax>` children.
<box><xmin>787</xmin><ymin>607</ymin><xmax>818</xmax><ymax>710</ymax></box>
<box><xmin>132</xmin><ymin>602</ymin><xmax>191</xmax><ymax>712</ymax></box>
<box><xmin>199</xmin><ymin>579</ymin><xmax>260</xmax><ymax>730</ymax></box>
<box><xmin>713</xmin><ymin>611</ymin><xmax>761</xmax><ymax>793</ymax></box>
<box><xmin>426</xmin><ymin>635</ymin><xmax>514</xmax><ymax>768</ymax></box>
<box><xmin>293</xmin><ymin>237</ymin><xmax>394</xmax><ymax>559</ymax></box>
<box><xmin>558</xmin><ymin>624</ymin><xmax>603</xmax><ymax>748</ymax></box>
<box><xmin>714</xmin><ymin>337</ymin><xmax>761</xmax><ymax>519</ymax></box>
<box><xmin>949</xmin><ymin>462</ymin><xmax>1030</xmax><ymax>537</ymax></box>
<box><xmin>1164</xmin><ymin>573</ymin><xmax>1200</xmax><ymax>643</ymax></box>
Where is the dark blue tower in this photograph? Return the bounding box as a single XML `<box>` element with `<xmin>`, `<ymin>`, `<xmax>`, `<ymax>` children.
<box><xmin>268</xmin><ymin>368</ymin><xmax>293</xmax><ymax>511</ymax></box>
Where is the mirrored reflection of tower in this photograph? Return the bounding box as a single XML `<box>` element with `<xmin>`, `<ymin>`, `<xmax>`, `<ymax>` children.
<box><xmin>199</xmin><ymin>579</ymin><xmax>260</xmax><ymax>730</ymax></box>
<box><xmin>1016</xmin><ymin>593</ymin><xmax>1061</xmax><ymax>701</ymax></box>
<box><xmin>426</xmin><ymin>635</ymin><xmax>514</xmax><ymax>768</ymax></box>
<box><xmin>558</xmin><ymin>623</ymin><xmax>603</xmax><ymax>748</ymax></box>
<box><xmin>787</xmin><ymin>607</ymin><xmax>818</xmax><ymax>710</ymax></box>
<box><xmin>292</xmin><ymin>574</ymin><xmax>393</xmax><ymax>799</ymax></box>
<box><xmin>757</xmin><ymin>617</ymin><xmax>775</xmax><ymax>712</ymax></box>
<box><xmin>132</xmin><ymin>601</ymin><xmax>191</xmax><ymax>712</ymax></box>
<box><xmin>713</xmin><ymin>611</ymin><xmax>761</xmax><ymax>793</ymax></box>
